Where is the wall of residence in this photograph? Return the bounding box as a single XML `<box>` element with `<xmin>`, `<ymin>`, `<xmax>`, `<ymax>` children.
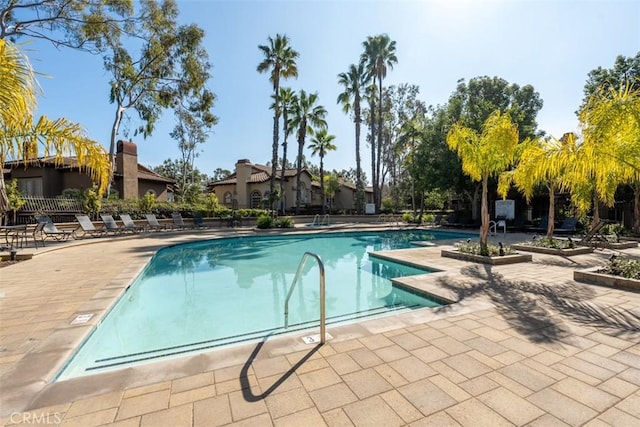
<box><xmin>138</xmin><ymin>180</ymin><xmax>169</xmax><ymax>201</ymax></box>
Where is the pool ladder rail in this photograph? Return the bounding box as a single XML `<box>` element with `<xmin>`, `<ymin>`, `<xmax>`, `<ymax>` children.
<box><xmin>311</xmin><ymin>214</ymin><xmax>330</xmax><ymax>226</ymax></box>
<box><xmin>284</xmin><ymin>251</ymin><xmax>326</xmax><ymax>344</ymax></box>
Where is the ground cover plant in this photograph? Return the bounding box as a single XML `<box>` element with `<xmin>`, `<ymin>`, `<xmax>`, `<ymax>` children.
<box><xmin>597</xmin><ymin>256</ymin><xmax>640</xmax><ymax>280</ymax></box>
<box><xmin>455</xmin><ymin>241</ymin><xmax>516</xmax><ymax>256</ymax></box>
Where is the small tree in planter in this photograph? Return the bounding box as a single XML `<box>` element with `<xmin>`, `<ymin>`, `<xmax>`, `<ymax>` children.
<box><xmin>447</xmin><ymin>111</ymin><xmax>519</xmax><ymax>255</ymax></box>
<box><xmin>6</xmin><ymin>179</ymin><xmax>25</xmax><ymax>225</ymax></box>
<box><xmin>82</xmin><ymin>186</ymin><xmax>102</xmax><ymax>220</ymax></box>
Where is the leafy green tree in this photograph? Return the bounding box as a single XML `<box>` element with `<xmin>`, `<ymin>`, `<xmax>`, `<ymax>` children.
<box><xmin>361</xmin><ymin>34</ymin><xmax>397</xmax><ymax>211</ymax></box>
<box><xmin>257</xmin><ymin>34</ymin><xmax>299</xmax><ymax>210</ymax></box>
<box><xmin>152</xmin><ymin>158</ymin><xmax>208</xmax><ymax>202</ymax></box>
<box><xmin>211</xmin><ymin>168</ymin><xmax>232</xmax><ymax>181</ymax></box>
<box><xmin>447</xmin><ymin>111</ymin><xmax>520</xmax><ymax>255</ymax></box>
<box><xmin>104</xmin><ymin>0</ymin><xmax>213</xmax><ymax>193</ymax></box>
<box><xmin>339</xmin><ymin>168</ymin><xmax>368</xmax><ymax>186</ymax></box>
<box><xmin>579</xmin><ymin>53</ymin><xmax>640</xmax><ymax>233</ymax></box>
<box><xmin>337</xmin><ymin>61</ymin><xmax>370</xmax><ymax>213</ymax></box>
<box><xmin>0</xmin><ymin>39</ymin><xmax>111</xmax><ymax>213</ymax></box>
<box><xmin>289</xmin><ymin>90</ymin><xmax>327</xmax><ymax>213</ymax></box>
<box><xmin>0</xmin><ymin>0</ymin><xmax>133</xmax><ymax>52</ymax></box>
<box><xmin>323</xmin><ymin>172</ymin><xmax>341</xmax><ymax>213</ymax></box>
<box><xmin>5</xmin><ymin>179</ymin><xmax>25</xmax><ymax>224</ymax></box>
<box><xmin>581</xmin><ymin>53</ymin><xmax>640</xmax><ymax>107</ymax></box>
<box><xmin>445</xmin><ymin>76</ymin><xmax>543</xmax><ymax>219</ymax></box>
<box><xmin>170</xmin><ymin>89</ymin><xmax>217</xmax><ymax>202</ymax></box>
<box><xmin>309</xmin><ymin>129</ymin><xmax>337</xmax><ymax>214</ymax></box>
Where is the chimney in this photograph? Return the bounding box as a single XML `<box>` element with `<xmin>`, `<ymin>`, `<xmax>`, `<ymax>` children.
<box><xmin>116</xmin><ymin>140</ymin><xmax>139</xmax><ymax>199</ymax></box>
<box><xmin>235</xmin><ymin>159</ymin><xmax>252</xmax><ymax>208</ymax></box>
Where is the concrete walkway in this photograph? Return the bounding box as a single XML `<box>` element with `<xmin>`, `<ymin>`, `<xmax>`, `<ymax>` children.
<box><xmin>1</xmin><ymin>227</ymin><xmax>639</xmax><ymax>426</ymax></box>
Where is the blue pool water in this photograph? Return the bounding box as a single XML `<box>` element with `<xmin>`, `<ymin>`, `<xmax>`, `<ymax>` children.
<box><xmin>57</xmin><ymin>230</ymin><xmax>471</xmax><ymax>380</ymax></box>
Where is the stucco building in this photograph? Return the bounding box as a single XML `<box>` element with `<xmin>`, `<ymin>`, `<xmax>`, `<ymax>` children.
<box><xmin>3</xmin><ymin>140</ymin><xmax>174</xmax><ymax>201</ymax></box>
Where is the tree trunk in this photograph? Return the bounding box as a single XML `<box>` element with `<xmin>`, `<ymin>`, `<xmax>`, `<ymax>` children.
<box><xmin>270</xmin><ymin>106</ymin><xmax>280</xmax><ymax>215</ymax></box>
<box><xmin>295</xmin><ymin>122</ymin><xmax>306</xmax><ymax>215</ymax></box>
<box><xmin>377</xmin><ymin>74</ymin><xmax>383</xmax><ymax>212</ymax></box>
<box><xmin>592</xmin><ymin>193</ymin><xmax>600</xmax><ymax>228</ymax></box>
<box><xmin>479</xmin><ymin>177</ymin><xmax>489</xmax><ymax>255</ymax></box>
<box><xmin>547</xmin><ymin>185</ymin><xmax>556</xmax><ymax>239</ymax></box>
<box><xmin>320</xmin><ymin>157</ymin><xmax>325</xmax><ymax>215</ymax></box>
<box><xmin>280</xmin><ymin>108</ymin><xmax>289</xmax><ymax>215</ymax></box>
<box><xmin>369</xmin><ymin>98</ymin><xmax>376</xmax><ymax>213</ymax></box>
<box><xmin>108</xmin><ymin>105</ymin><xmax>125</xmax><ymax>196</ymax></box>
<box><xmin>354</xmin><ymin>97</ymin><xmax>363</xmax><ymax>214</ymax></box>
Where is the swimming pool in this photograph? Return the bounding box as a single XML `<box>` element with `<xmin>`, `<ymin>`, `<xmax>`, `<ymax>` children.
<box><xmin>57</xmin><ymin>229</ymin><xmax>471</xmax><ymax>380</ymax></box>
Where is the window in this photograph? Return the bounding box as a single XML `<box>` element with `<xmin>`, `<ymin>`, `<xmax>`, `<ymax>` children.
<box><xmin>18</xmin><ymin>178</ymin><xmax>43</xmax><ymax>196</ymax></box>
<box><xmin>250</xmin><ymin>190</ymin><xmax>262</xmax><ymax>208</ymax></box>
<box><xmin>223</xmin><ymin>191</ymin><xmax>232</xmax><ymax>205</ymax></box>
<box><xmin>299</xmin><ymin>182</ymin><xmax>308</xmax><ymax>203</ymax></box>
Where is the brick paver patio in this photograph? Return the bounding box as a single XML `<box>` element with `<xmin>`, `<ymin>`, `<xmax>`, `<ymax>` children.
<box><xmin>1</xmin><ymin>227</ymin><xmax>639</xmax><ymax>426</ymax></box>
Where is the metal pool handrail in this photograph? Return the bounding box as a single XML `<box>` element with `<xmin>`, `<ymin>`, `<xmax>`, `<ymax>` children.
<box><xmin>284</xmin><ymin>251</ymin><xmax>326</xmax><ymax>344</ymax></box>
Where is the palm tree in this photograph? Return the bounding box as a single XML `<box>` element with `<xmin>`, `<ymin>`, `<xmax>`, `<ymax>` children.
<box><xmin>578</xmin><ymin>83</ymin><xmax>640</xmax><ymax>233</ymax></box>
<box><xmin>257</xmin><ymin>34</ymin><xmax>299</xmax><ymax>211</ymax></box>
<box><xmin>0</xmin><ymin>39</ymin><xmax>111</xmax><ymax>223</ymax></box>
<box><xmin>498</xmin><ymin>133</ymin><xmax>577</xmax><ymax>239</ymax></box>
<box><xmin>447</xmin><ymin>111</ymin><xmax>519</xmax><ymax>255</ymax></box>
<box><xmin>361</xmin><ymin>34</ymin><xmax>397</xmax><ymax>211</ymax></box>
<box><xmin>337</xmin><ymin>61</ymin><xmax>370</xmax><ymax>213</ymax></box>
<box><xmin>289</xmin><ymin>90</ymin><xmax>327</xmax><ymax>214</ymax></box>
<box><xmin>399</xmin><ymin>115</ymin><xmax>425</xmax><ymax>214</ymax></box>
<box><xmin>309</xmin><ymin>129</ymin><xmax>337</xmax><ymax>214</ymax></box>
<box><xmin>278</xmin><ymin>87</ymin><xmax>297</xmax><ymax>214</ymax></box>
<box><xmin>365</xmin><ymin>82</ymin><xmax>377</xmax><ymax>211</ymax></box>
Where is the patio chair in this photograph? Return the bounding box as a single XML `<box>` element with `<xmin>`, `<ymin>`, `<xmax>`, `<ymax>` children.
<box><xmin>554</xmin><ymin>217</ymin><xmax>578</xmax><ymax>234</ymax></box>
<box><xmin>99</xmin><ymin>214</ymin><xmax>126</xmax><ymax>235</ymax></box>
<box><xmin>193</xmin><ymin>212</ymin><xmax>207</xmax><ymax>228</ymax></box>
<box><xmin>75</xmin><ymin>214</ymin><xmax>107</xmax><ymax>238</ymax></box>
<box><xmin>144</xmin><ymin>213</ymin><xmax>167</xmax><ymax>232</ymax></box>
<box><xmin>171</xmin><ymin>212</ymin><xmax>191</xmax><ymax>230</ymax></box>
<box><xmin>34</xmin><ymin>215</ymin><xmax>76</xmax><ymax>244</ymax></box>
<box><xmin>119</xmin><ymin>214</ymin><xmax>145</xmax><ymax>233</ymax></box>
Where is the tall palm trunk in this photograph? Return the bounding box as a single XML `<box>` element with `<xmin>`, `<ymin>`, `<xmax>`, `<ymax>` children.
<box><xmin>280</xmin><ymin>110</ymin><xmax>289</xmax><ymax>215</ymax></box>
<box><xmin>295</xmin><ymin>120</ymin><xmax>306</xmax><ymax>215</ymax></box>
<box><xmin>270</xmin><ymin>83</ymin><xmax>280</xmax><ymax>214</ymax></box>
<box><xmin>320</xmin><ymin>157</ymin><xmax>325</xmax><ymax>215</ymax></box>
<box><xmin>354</xmin><ymin>96</ymin><xmax>363</xmax><ymax>214</ymax></box>
<box><xmin>376</xmin><ymin>74</ymin><xmax>383</xmax><ymax>211</ymax></box>
<box><xmin>369</xmin><ymin>97</ymin><xmax>376</xmax><ymax>212</ymax></box>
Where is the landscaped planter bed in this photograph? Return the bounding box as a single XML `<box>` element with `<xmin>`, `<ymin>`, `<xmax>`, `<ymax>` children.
<box><xmin>574</xmin><ymin>267</ymin><xmax>640</xmax><ymax>291</ymax></box>
<box><xmin>441</xmin><ymin>249</ymin><xmax>532</xmax><ymax>265</ymax></box>
<box><xmin>589</xmin><ymin>241</ymin><xmax>638</xmax><ymax>250</ymax></box>
<box><xmin>511</xmin><ymin>244</ymin><xmax>594</xmax><ymax>256</ymax></box>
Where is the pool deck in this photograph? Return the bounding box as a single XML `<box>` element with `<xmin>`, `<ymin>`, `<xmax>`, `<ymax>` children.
<box><xmin>1</xmin><ymin>225</ymin><xmax>639</xmax><ymax>426</ymax></box>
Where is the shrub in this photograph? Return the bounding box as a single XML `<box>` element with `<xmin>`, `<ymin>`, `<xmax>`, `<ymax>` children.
<box><xmin>598</xmin><ymin>256</ymin><xmax>640</xmax><ymax>279</ymax></box>
<box><xmin>275</xmin><ymin>216</ymin><xmax>294</xmax><ymax>228</ymax></box>
<box><xmin>61</xmin><ymin>188</ymin><xmax>82</xmax><ymax>199</ymax></box>
<box><xmin>256</xmin><ymin>214</ymin><xmax>274</xmax><ymax>229</ymax></box>
<box><xmin>82</xmin><ymin>186</ymin><xmax>102</xmax><ymax>218</ymax></box>
<box><xmin>139</xmin><ymin>192</ymin><xmax>156</xmax><ymax>213</ymax></box>
<box><xmin>380</xmin><ymin>197</ymin><xmax>395</xmax><ymax>214</ymax></box>
<box><xmin>455</xmin><ymin>241</ymin><xmax>515</xmax><ymax>256</ymax></box>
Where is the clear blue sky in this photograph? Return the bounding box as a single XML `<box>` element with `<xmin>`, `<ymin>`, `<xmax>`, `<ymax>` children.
<box><xmin>28</xmin><ymin>0</ymin><xmax>640</xmax><ymax>178</ymax></box>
